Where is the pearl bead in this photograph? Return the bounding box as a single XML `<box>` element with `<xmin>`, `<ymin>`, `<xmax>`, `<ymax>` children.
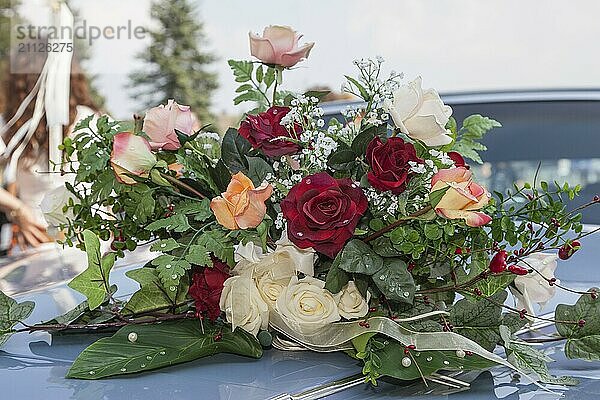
<box><xmin>456</xmin><ymin>350</ymin><xmax>466</xmax><ymax>358</ymax></box>
<box><xmin>401</xmin><ymin>357</ymin><xmax>412</xmax><ymax>367</ymax></box>
<box><xmin>128</xmin><ymin>332</ymin><xmax>138</xmax><ymax>343</ymax></box>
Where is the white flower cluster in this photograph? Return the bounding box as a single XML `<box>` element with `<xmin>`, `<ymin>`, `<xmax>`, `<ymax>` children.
<box><xmin>364</xmin><ymin>187</ymin><xmax>401</xmax><ymax>217</ymax></box>
<box><xmin>429</xmin><ymin>149</ymin><xmax>455</xmax><ymax>166</ymax></box>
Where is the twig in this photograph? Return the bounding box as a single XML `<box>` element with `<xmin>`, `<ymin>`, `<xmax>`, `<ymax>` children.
<box><xmin>363</xmin><ymin>206</ymin><xmax>433</xmax><ymax>243</ymax></box>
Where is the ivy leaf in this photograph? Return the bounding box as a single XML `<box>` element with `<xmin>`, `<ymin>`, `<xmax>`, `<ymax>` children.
<box><xmin>0</xmin><ymin>291</ymin><xmax>35</xmax><ymax>346</ymax></box>
<box><xmin>556</xmin><ymin>289</ymin><xmax>600</xmax><ymax>360</ymax></box>
<box><xmin>449</xmin><ymin>291</ymin><xmax>507</xmax><ymax>351</ymax></box>
<box><xmin>123</xmin><ymin>268</ymin><xmax>190</xmax><ymax>315</ymax></box>
<box><xmin>221</xmin><ymin>128</ymin><xmax>251</xmax><ymax>173</ymax></box>
<box><xmin>184</xmin><ymin>245</ymin><xmax>212</xmax><ymax>267</ymax></box>
<box><xmin>350</xmin><ymin>124</ymin><xmax>386</xmax><ymax>157</ymax></box>
<box><xmin>372</xmin><ymin>258</ymin><xmax>415</xmax><ymax>304</ymax></box>
<box><xmin>68</xmin><ymin>230</ymin><xmax>115</xmax><ymax>310</ymax></box>
<box><xmin>66</xmin><ymin>320</ymin><xmax>262</xmax><ymax>379</ymax></box>
<box><xmin>327</xmin><ymin>149</ymin><xmax>357</xmax><ymax>171</ymax></box>
<box><xmin>324</xmin><ymin>255</ymin><xmax>350</xmax><ymax>294</ymax></box>
<box><xmin>338</xmin><ymin>239</ymin><xmax>384</xmax><ymax>275</ymax></box>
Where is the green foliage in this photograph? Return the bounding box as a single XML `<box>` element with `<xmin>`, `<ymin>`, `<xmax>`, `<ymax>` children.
<box><xmin>66</xmin><ymin>320</ymin><xmax>262</xmax><ymax>379</ymax></box>
<box><xmin>221</xmin><ymin>128</ymin><xmax>252</xmax><ymax>173</ymax></box>
<box><xmin>129</xmin><ymin>0</ymin><xmax>217</xmax><ymax>122</ymax></box>
<box><xmin>324</xmin><ymin>255</ymin><xmax>349</xmax><ymax>294</ymax></box>
<box><xmin>338</xmin><ymin>240</ymin><xmax>384</xmax><ymax>275</ymax></box>
<box><xmin>68</xmin><ymin>231</ymin><xmax>116</xmax><ymax>310</ymax></box>
<box><xmin>372</xmin><ymin>258</ymin><xmax>415</xmax><ymax>304</ymax></box>
<box><xmin>451</xmin><ymin>115</ymin><xmax>501</xmax><ymax>163</ymax></box>
<box><xmin>124</xmin><ymin>268</ymin><xmax>190</xmax><ymax>315</ymax></box>
<box><xmin>556</xmin><ymin>289</ymin><xmax>600</xmax><ymax>361</ymax></box>
<box><xmin>0</xmin><ymin>290</ymin><xmax>34</xmax><ymax>346</ymax></box>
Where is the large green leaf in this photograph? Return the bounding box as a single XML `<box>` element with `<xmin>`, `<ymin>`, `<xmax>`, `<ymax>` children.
<box><xmin>449</xmin><ymin>291</ymin><xmax>507</xmax><ymax>351</ymax></box>
<box><xmin>338</xmin><ymin>240</ymin><xmax>384</xmax><ymax>275</ymax></box>
<box><xmin>375</xmin><ymin>341</ymin><xmax>497</xmax><ymax>381</ymax></box>
<box><xmin>66</xmin><ymin>320</ymin><xmax>262</xmax><ymax>379</ymax></box>
<box><xmin>556</xmin><ymin>289</ymin><xmax>600</xmax><ymax>360</ymax></box>
<box><xmin>0</xmin><ymin>290</ymin><xmax>35</xmax><ymax>346</ymax></box>
<box><xmin>68</xmin><ymin>230</ymin><xmax>115</xmax><ymax>310</ymax></box>
<box><xmin>123</xmin><ymin>268</ymin><xmax>190</xmax><ymax>315</ymax></box>
<box><xmin>245</xmin><ymin>156</ymin><xmax>273</xmax><ymax>186</ymax></box>
<box><xmin>372</xmin><ymin>258</ymin><xmax>415</xmax><ymax>304</ymax></box>
<box><xmin>324</xmin><ymin>255</ymin><xmax>349</xmax><ymax>294</ymax></box>
<box><xmin>221</xmin><ymin>128</ymin><xmax>251</xmax><ymax>173</ymax></box>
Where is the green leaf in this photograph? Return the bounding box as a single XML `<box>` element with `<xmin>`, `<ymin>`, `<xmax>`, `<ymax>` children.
<box><xmin>185</xmin><ymin>245</ymin><xmax>212</xmax><ymax>267</ymax></box>
<box><xmin>245</xmin><ymin>156</ymin><xmax>273</xmax><ymax>186</ymax></box>
<box><xmin>43</xmin><ymin>300</ymin><xmax>90</xmax><ymax>326</ymax></box>
<box><xmin>324</xmin><ymin>255</ymin><xmax>350</xmax><ymax>294</ymax></box>
<box><xmin>228</xmin><ymin>59</ymin><xmax>254</xmax><ymax>83</ymax></box>
<box><xmin>461</xmin><ymin>114</ymin><xmax>501</xmax><ymax>138</ymax></box>
<box><xmin>351</xmin><ymin>124</ymin><xmax>386</xmax><ymax>157</ymax></box>
<box><xmin>375</xmin><ymin>342</ymin><xmax>497</xmax><ymax>381</ymax></box>
<box><xmin>68</xmin><ymin>231</ymin><xmax>115</xmax><ymax>310</ymax></box>
<box><xmin>221</xmin><ymin>128</ymin><xmax>251</xmax><ymax>173</ymax></box>
<box><xmin>372</xmin><ymin>258</ymin><xmax>415</xmax><ymax>304</ymax></box>
<box><xmin>338</xmin><ymin>240</ymin><xmax>384</xmax><ymax>275</ymax></box>
<box><xmin>151</xmin><ymin>255</ymin><xmax>191</xmax><ymax>290</ymax></box>
<box><xmin>449</xmin><ymin>291</ymin><xmax>507</xmax><ymax>351</ymax></box>
<box><xmin>150</xmin><ymin>238</ymin><xmax>180</xmax><ymax>252</ymax></box>
<box><xmin>124</xmin><ymin>268</ymin><xmax>189</xmax><ymax>315</ymax></box>
<box><xmin>0</xmin><ymin>291</ymin><xmax>35</xmax><ymax>346</ymax></box>
<box><xmin>556</xmin><ymin>289</ymin><xmax>600</xmax><ymax>360</ymax></box>
<box><xmin>429</xmin><ymin>186</ymin><xmax>449</xmax><ymax>208</ymax></box>
<box><xmin>145</xmin><ymin>214</ymin><xmax>192</xmax><ymax>233</ymax></box>
<box><xmin>66</xmin><ymin>320</ymin><xmax>262</xmax><ymax>379</ymax></box>
<box><xmin>264</xmin><ymin>67</ymin><xmax>276</xmax><ymax>87</ymax></box>
<box><xmin>197</xmin><ymin>230</ymin><xmax>235</xmax><ymax>265</ymax></box>
<box><xmin>255</xmin><ymin>65</ymin><xmax>264</xmax><ymax>82</ymax></box>
<box><xmin>327</xmin><ymin>149</ymin><xmax>357</xmax><ymax>171</ymax></box>
<box><xmin>174</xmin><ymin>199</ymin><xmax>212</xmax><ymax>222</ymax></box>
<box><xmin>344</xmin><ymin>75</ymin><xmax>369</xmax><ymax>100</ymax></box>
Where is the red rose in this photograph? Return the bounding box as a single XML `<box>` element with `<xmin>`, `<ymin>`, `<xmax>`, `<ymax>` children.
<box><xmin>188</xmin><ymin>258</ymin><xmax>230</xmax><ymax>321</ymax></box>
<box><xmin>366</xmin><ymin>136</ymin><xmax>422</xmax><ymax>194</ymax></box>
<box><xmin>447</xmin><ymin>151</ymin><xmax>467</xmax><ymax>168</ymax></box>
<box><xmin>281</xmin><ymin>172</ymin><xmax>368</xmax><ymax>258</ymax></box>
<box><xmin>239</xmin><ymin>106</ymin><xmax>302</xmax><ymax>158</ymax></box>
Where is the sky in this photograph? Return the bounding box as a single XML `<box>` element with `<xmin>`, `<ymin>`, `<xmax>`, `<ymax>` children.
<box><xmin>15</xmin><ymin>0</ymin><xmax>600</xmax><ymax>119</ymax></box>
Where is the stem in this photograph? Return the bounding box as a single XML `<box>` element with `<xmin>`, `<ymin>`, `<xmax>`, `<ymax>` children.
<box><xmin>272</xmin><ymin>75</ymin><xmax>278</xmax><ymax>106</ymax></box>
<box><xmin>363</xmin><ymin>206</ymin><xmax>433</xmax><ymax>243</ymax></box>
<box><xmin>161</xmin><ymin>173</ymin><xmax>206</xmax><ymax>199</ymax></box>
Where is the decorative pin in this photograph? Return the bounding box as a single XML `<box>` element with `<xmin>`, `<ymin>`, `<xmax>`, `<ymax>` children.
<box><xmin>128</xmin><ymin>332</ymin><xmax>138</xmax><ymax>343</ymax></box>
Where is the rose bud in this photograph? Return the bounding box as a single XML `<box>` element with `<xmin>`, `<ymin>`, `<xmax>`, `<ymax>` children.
<box><xmin>110</xmin><ymin>132</ymin><xmax>157</xmax><ymax>185</ymax></box>
<box><xmin>430</xmin><ymin>167</ymin><xmax>492</xmax><ymax>227</ymax></box>
<box><xmin>142</xmin><ymin>99</ymin><xmax>194</xmax><ymax>150</ymax></box>
<box><xmin>281</xmin><ymin>172</ymin><xmax>368</xmax><ymax>258</ymax></box>
<box><xmin>210</xmin><ymin>172</ymin><xmax>273</xmax><ymax>230</ymax></box>
<box><xmin>239</xmin><ymin>106</ymin><xmax>302</xmax><ymax>157</ymax></box>
<box><xmin>489</xmin><ymin>250</ymin><xmax>508</xmax><ymax>273</ymax></box>
<box><xmin>558</xmin><ymin>240</ymin><xmax>581</xmax><ymax>260</ymax></box>
<box><xmin>384</xmin><ymin>77</ymin><xmax>453</xmax><ymax>147</ymax></box>
<box><xmin>508</xmin><ymin>265</ymin><xmax>529</xmax><ymax>276</ymax></box>
<box><xmin>366</xmin><ymin>136</ymin><xmax>422</xmax><ymax>194</ymax></box>
<box><xmin>447</xmin><ymin>151</ymin><xmax>467</xmax><ymax>168</ymax></box>
<box><xmin>249</xmin><ymin>25</ymin><xmax>314</xmax><ymax>68</ymax></box>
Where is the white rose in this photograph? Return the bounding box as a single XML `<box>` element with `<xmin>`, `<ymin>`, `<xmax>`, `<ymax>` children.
<box><xmin>273</xmin><ymin>229</ymin><xmax>316</xmax><ymax>277</ymax></box>
<box><xmin>219</xmin><ymin>276</ymin><xmax>268</xmax><ymax>336</ymax></box>
<box><xmin>337</xmin><ymin>281</ymin><xmax>370</xmax><ymax>320</ymax></box>
<box><xmin>39</xmin><ymin>186</ymin><xmax>78</xmax><ymax>232</ymax></box>
<box><xmin>509</xmin><ymin>253</ymin><xmax>559</xmax><ymax>317</ymax></box>
<box><xmin>275</xmin><ymin>276</ymin><xmax>340</xmax><ymax>334</ymax></box>
<box><xmin>256</xmin><ymin>273</ymin><xmax>287</xmax><ymax>307</ymax></box>
<box><xmin>234</xmin><ymin>241</ymin><xmax>263</xmax><ymax>263</ymax></box>
<box><xmin>384</xmin><ymin>76</ymin><xmax>453</xmax><ymax>147</ymax></box>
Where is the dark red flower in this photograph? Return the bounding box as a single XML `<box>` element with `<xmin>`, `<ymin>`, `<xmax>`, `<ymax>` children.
<box><xmin>239</xmin><ymin>106</ymin><xmax>302</xmax><ymax>157</ymax></box>
<box><xmin>188</xmin><ymin>258</ymin><xmax>230</xmax><ymax>321</ymax></box>
<box><xmin>281</xmin><ymin>172</ymin><xmax>368</xmax><ymax>258</ymax></box>
<box><xmin>366</xmin><ymin>136</ymin><xmax>422</xmax><ymax>194</ymax></box>
<box><xmin>447</xmin><ymin>151</ymin><xmax>468</xmax><ymax>168</ymax></box>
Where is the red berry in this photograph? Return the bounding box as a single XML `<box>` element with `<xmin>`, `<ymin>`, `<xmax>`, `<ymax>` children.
<box><xmin>508</xmin><ymin>265</ymin><xmax>529</xmax><ymax>276</ymax></box>
<box><xmin>455</xmin><ymin>248</ymin><xmax>463</xmax><ymax>255</ymax></box>
<box><xmin>359</xmin><ymin>321</ymin><xmax>370</xmax><ymax>328</ymax></box>
<box><xmin>473</xmin><ymin>288</ymin><xmax>483</xmax><ymax>296</ymax></box>
<box><xmin>578</xmin><ymin>319</ymin><xmax>586</xmax><ymax>328</ymax></box>
<box><xmin>407</xmin><ymin>262</ymin><xmax>416</xmax><ymax>272</ymax></box>
<box><xmin>404</xmin><ymin>348</ymin><xmax>410</xmax><ymax>355</ymax></box>
<box><xmin>559</xmin><ymin>240</ymin><xmax>581</xmax><ymax>260</ymax></box>
<box><xmin>591</xmin><ymin>290</ymin><xmax>598</xmax><ymax>300</ymax></box>
<box><xmin>369</xmin><ymin>307</ymin><xmax>377</xmax><ymax>313</ymax></box>
<box><xmin>465</xmin><ymin>248</ymin><xmax>471</xmax><ymax>254</ymax></box>
<box><xmin>214</xmin><ymin>333</ymin><xmax>222</xmax><ymax>341</ymax></box>
<box><xmin>594</xmin><ymin>195</ymin><xmax>600</xmax><ymax>202</ymax></box>
<box><xmin>519</xmin><ymin>309</ymin><xmax>528</xmax><ymax>319</ymax></box>
<box><xmin>548</xmin><ymin>277</ymin><xmax>557</xmax><ymax>286</ymax></box>
<box><xmin>489</xmin><ymin>250</ymin><xmax>508</xmax><ymax>273</ymax></box>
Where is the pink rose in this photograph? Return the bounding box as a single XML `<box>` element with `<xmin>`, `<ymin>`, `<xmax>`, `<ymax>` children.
<box><xmin>430</xmin><ymin>167</ymin><xmax>491</xmax><ymax>227</ymax></box>
<box><xmin>249</xmin><ymin>26</ymin><xmax>314</xmax><ymax>68</ymax></box>
<box><xmin>110</xmin><ymin>132</ymin><xmax>157</xmax><ymax>185</ymax></box>
<box><xmin>142</xmin><ymin>99</ymin><xmax>194</xmax><ymax>150</ymax></box>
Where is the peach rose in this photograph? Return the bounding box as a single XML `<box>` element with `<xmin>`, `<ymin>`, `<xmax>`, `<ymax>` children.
<box><xmin>249</xmin><ymin>25</ymin><xmax>314</xmax><ymax>68</ymax></box>
<box><xmin>430</xmin><ymin>167</ymin><xmax>491</xmax><ymax>227</ymax></box>
<box><xmin>142</xmin><ymin>99</ymin><xmax>194</xmax><ymax>150</ymax></box>
<box><xmin>210</xmin><ymin>172</ymin><xmax>273</xmax><ymax>230</ymax></box>
<box><xmin>110</xmin><ymin>132</ymin><xmax>157</xmax><ymax>185</ymax></box>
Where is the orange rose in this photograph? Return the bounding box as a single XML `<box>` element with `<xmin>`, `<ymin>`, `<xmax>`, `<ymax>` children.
<box><xmin>210</xmin><ymin>172</ymin><xmax>273</xmax><ymax>230</ymax></box>
<box><xmin>430</xmin><ymin>167</ymin><xmax>491</xmax><ymax>227</ymax></box>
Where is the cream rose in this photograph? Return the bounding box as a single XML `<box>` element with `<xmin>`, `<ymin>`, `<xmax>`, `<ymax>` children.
<box><xmin>275</xmin><ymin>276</ymin><xmax>340</xmax><ymax>334</ymax></box>
<box><xmin>256</xmin><ymin>274</ymin><xmax>287</xmax><ymax>307</ymax></box>
<box><xmin>40</xmin><ymin>185</ymin><xmax>78</xmax><ymax>233</ymax></box>
<box><xmin>337</xmin><ymin>281</ymin><xmax>369</xmax><ymax>320</ymax></box>
<box><xmin>384</xmin><ymin>76</ymin><xmax>453</xmax><ymax>147</ymax></box>
<box><xmin>509</xmin><ymin>253</ymin><xmax>559</xmax><ymax>317</ymax></box>
<box><xmin>219</xmin><ymin>276</ymin><xmax>268</xmax><ymax>336</ymax></box>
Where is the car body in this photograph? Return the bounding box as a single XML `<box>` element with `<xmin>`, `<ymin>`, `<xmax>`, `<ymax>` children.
<box><xmin>2</xmin><ymin>90</ymin><xmax>600</xmax><ymax>399</ymax></box>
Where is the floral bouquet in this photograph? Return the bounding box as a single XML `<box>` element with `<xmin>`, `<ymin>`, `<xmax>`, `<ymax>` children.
<box><xmin>2</xmin><ymin>25</ymin><xmax>600</xmax><ymax>392</ymax></box>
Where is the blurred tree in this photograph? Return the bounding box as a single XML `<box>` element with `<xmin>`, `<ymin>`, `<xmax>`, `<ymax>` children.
<box><xmin>129</xmin><ymin>0</ymin><xmax>217</xmax><ymax>123</ymax></box>
<box><xmin>0</xmin><ymin>0</ymin><xmax>22</xmax><ymax>112</ymax></box>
